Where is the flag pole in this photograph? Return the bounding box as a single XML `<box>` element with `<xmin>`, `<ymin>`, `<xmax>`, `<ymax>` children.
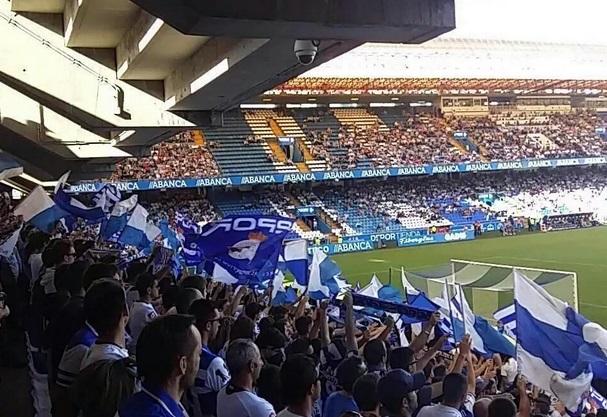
<box><xmin>458</xmin><ymin>284</ymin><xmax>466</xmax><ymax>337</ymax></box>
<box><xmin>445</xmin><ymin>277</ymin><xmax>457</xmax><ymax>343</ymax></box>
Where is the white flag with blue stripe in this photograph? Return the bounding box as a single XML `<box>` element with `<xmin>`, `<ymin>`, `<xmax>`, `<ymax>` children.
<box><xmin>14</xmin><ymin>186</ymin><xmax>69</xmax><ymax>233</ymax></box>
<box><xmin>494</xmin><ymin>304</ymin><xmax>517</xmax><ymax>338</ymax></box>
<box><xmin>118</xmin><ymin>204</ymin><xmax>160</xmax><ymax>249</ymax></box>
<box><xmin>283</xmin><ymin>239</ymin><xmax>308</xmax><ymax>287</ymax></box>
<box><xmin>308</xmin><ymin>248</ymin><xmax>349</xmax><ymax>300</ymax></box>
<box><xmin>514</xmin><ymin>270</ymin><xmax>607</xmax><ymax>411</ymax></box>
<box><xmin>100</xmin><ymin>195</ymin><xmax>138</xmax><ymax>240</ymax></box>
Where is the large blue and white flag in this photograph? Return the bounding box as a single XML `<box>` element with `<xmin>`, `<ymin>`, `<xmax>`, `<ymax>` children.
<box><xmin>494</xmin><ymin>304</ymin><xmax>517</xmax><ymax>338</ymax></box>
<box><xmin>93</xmin><ymin>184</ymin><xmax>121</xmax><ymax>213</ymax></box>
<box><xmin>197</xmin><ymin>215</ymin><xmax>294</xmax><ymax>286</ymax></box>
<box><xmin>514</xmin><ymin>270</ymin><xmax>607</xmax><ymax>411</ymax></box>
<box><xmin>14</xmin><ymin>186</ymin><xmax>69</xmax><ymax>233</ymax></box>
<box><xmin>308</xmin><ymin>248</ymin><xmax>349</xmax><ymax>300</ymax></box>
<box><xmin>271</xmin><ymin>270</ymin><xmax>298</xmax><ymax>306</ymax></box>
<box><xmin>283</xmin><ymin>239</ymin><xmax>308</xmax><ymax>286</ymax></box>
<box><xmin>441</xmin><ymin>283</ymin><xmax>514</xmax><ymax>357</ymax></box>
<box><xmin>118</xmin><ymin>204</ymin><xmax>160</xmax><ymax>250</ymax></box>
<box><xmin>54</xmin><ymin>187</ymin><xmax>106</xmax><ymax>222</ymax></box>
<box><xmin>100</xmin><ymin>195</ymin><xmax>138</xmax><ymax>240</ymax></box>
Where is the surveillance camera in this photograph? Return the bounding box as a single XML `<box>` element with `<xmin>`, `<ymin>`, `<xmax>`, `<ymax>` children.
<box><xmin>294</xmin><ymin>40</ymin><xmax>320</xmax><ymax>65</ymax></box>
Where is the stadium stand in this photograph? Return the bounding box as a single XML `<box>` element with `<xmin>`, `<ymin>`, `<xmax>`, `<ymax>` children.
<box><xmin>112</xmin><ymin>132</ymin><xmax>220</xmax><ymax>180</ymax></box>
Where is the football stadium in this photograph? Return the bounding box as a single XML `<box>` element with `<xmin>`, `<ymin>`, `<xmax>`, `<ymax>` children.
<box><xmin>4</xmin><ymin>0</ymin><xmax>607</xmax><ymax>416</ymax></box>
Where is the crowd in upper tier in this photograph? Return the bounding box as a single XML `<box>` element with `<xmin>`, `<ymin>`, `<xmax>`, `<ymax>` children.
<box><xmin>112</xmin><ymin>132</ymin><xmax>220</xmax><ymax>181</ymax></box>
<box><xmin>108</xmin><ymin>109</ymin><xmax>607</xmax><ymax>181</ymax></box>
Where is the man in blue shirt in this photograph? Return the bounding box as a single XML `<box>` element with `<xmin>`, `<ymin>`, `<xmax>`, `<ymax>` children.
<box><xmin>118</xmin><ymin>314</ymin><xmax>202</xmax><ymax>417</ymax></box>
<box><xmin>188</xmin><ymin>299</ymin><xmax>230</xmax><ymax>416</ymax></box>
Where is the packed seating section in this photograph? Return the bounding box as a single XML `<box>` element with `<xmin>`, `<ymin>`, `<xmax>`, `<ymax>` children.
<box><xmin>111</xmin><ymin>109</ymin><xmax>607</xmax><ymax>181</ymax></box>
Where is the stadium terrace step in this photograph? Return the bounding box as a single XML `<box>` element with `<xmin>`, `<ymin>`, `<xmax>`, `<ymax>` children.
<box><xmin>296</xmin><ymin>162</ymin><xmax>310</xmax><ymax>172</ymax></box>
<box><xmin>267</xmin><ymin>138</ymin><xmax>288</xmax><ymax>163</ymax></box>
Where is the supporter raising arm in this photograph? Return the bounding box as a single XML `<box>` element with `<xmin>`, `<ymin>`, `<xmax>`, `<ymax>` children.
<box><xmin>409</xmin><ymin>312</ymin><xmax>441</xmax><ymax>354</ymax></box>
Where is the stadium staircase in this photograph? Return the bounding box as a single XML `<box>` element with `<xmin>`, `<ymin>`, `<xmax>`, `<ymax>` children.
<box><xmin>268</xmin><ymin>112</ymin><xmax>328</xmax><ymax>172</ymax></box>
<box><xmin>292</xmin><ymin>110</ymin><xmax>347</xmax><ymax>168</ymax></box>
<box><xmin>203</xmin><ymin>112</ymin><xmax>298</xmax><ymax>176</ymax></box>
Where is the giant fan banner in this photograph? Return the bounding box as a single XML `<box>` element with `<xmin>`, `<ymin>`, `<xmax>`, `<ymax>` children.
<box><xmin>195</xmin><ymin>215</ymin><xmax>294</xmax><ymax>286</ymax></box>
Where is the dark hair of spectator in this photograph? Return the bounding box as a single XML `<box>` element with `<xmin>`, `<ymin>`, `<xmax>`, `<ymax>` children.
<box><xmin>229</xmin><ymin>315</ymin><xmax>255</xmax><ymax>341</ymax></box>
<box><xmin>84</xmin><ymin>279</ymin><xmax>127</xmax><ymax>335</ymax></box>
<box><xmin>336</xmin><ymin>356</ymin><xmax>367</xmax><ymax>393</ymax></box>
<box><xmin>257</xmin><ymin>364</ymin><xmax>284</xmax><ymax>412</ymax></box>
<box><xmin>125</xmin><ymin>262</ymin><xmax>147</xmax><ymax>284</ymax></box>
<box><xmin>244</xmin><ymin>302</ymin><xmax>262</xmax><ymax>321</ymax></box>
<box><xmin>363</xmin><ymin>339</ymin><xmax>387</xmax><ymax>367</ymax></box>
<box><xmin>389</xmin><ymin>346</ymin><xmax>414</xmax><ymax>371</ymax></box>
<box><xmin>280</xmin><ymin>354</ymin><xmax>319</xmax><ymax>406</ymax></box>
<box><xmin>136</xmin><ymin>314</ymin><xmax>198</xmax><ymax>387</ymax></box>
<box><xmin>175</xmin><ymin>288</ymin><xmax>202</xmax><ymax>314</ymax></box>
<box><xmin>179</xmin><ymin>275</ymin><xmax>206</xmax><ymax>295</ymax></box>
<box><xmin>189</xmin><ymin>299</ymin><xmax>217</xmax><ymax>327</ymax></box>
<box><xmin>135</xmin><ymin>273</ymin><xmax>157</xmax><ymax>298</ymax></box>
<box><xmin>353</xmin><ymin>373</ymin><xmax>380</xmax><ymax>412</ymax></box>
<box><xmin>488</xmin><ymin>397</ymin><xmax>517</xmax><ymax>417</ymax></box>
<box><xmin>83</xmin><ymin>263</ymin><xmax>119</xmax><ymax>290</ymax></box>
<box><xmin>443</xmin><ymin>373</ymin><xmax>468</xmax><ymax>405</ymax></box>
<box><xmin>72</xmin><ymin>357</ymin><xmax>137</xmax><ymax>417</ymax></box>
<box><xmin>295</xmin><ymin>316</ymin><xmax>313</xmax><ymax>337</ymax></box>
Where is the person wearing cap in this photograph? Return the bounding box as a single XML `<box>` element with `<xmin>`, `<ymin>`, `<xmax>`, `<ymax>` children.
<box><xmin>416</xmin><ymin>335</ymin><xmax>476</xmax><ymax>417</ymax></box>
<box><xmin>377</xmin><ymin>369</ymin><xmax>426</xmax><ymax>417</ymax></box>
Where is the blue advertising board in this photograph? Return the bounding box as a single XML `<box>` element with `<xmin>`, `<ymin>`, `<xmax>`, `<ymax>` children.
<box><xmin>66</xmin><ymin>156</ymin><xmax>607</xmax><ymax>194</ymax></box>
<box><xmin>310</xmin><ymin>229</ymin><xmax>476</xmax><ymax>255</ymax></box>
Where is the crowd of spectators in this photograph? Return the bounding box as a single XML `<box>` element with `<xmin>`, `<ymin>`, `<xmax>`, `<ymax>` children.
<box><xmin>302</xmin><ymin>109</ymin><xmax>607</xmax><ymax>170</ymax></box>
<box><xmin>108</xmin><ymin>109</ymin><xmax>607</xmax><ymax>182</ymax></box>
<box><xmin>1</xmin><ymin>220</ymin><xmax>592</xmax><ymax>417</ymax></box>
<box><xmin>308</xmin><ymin>167</ymin><xmax>607</xmax><ymax>235</ymax></box>
<box><xmin>112</xmin><ymin>132</ymin><xmax>220</xmax><ymax>181</ymax></box>
<box><xmin>450</xmin><ymin>111</ymin><xmax>607</xmax><ymax>161</ymax></box>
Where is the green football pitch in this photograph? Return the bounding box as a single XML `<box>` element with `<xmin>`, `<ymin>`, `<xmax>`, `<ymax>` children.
<box><xmin>332</xmin><ymin>227</ymin><xmax>607</xmax><ymax>325</ymax></box>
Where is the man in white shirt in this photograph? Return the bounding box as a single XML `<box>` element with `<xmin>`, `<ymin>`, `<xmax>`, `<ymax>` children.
<box><xmin>217</xmin><ymin>339</ymin><xmax>275</xmax><ymax>417</ymax></box>
<box><xmin>277</xmin><ymin>354</ymin><xmax>321</xmax><ymax>417</ymax></box>
<box><xmin>80</xmin><ymin>279</ymin><xmax>129</xmax><ymax>369</ymax></box>
<box><xmin>127</xmin><ymin>273</ymin><xmax>159</xmax><ymax>352</ymax></box>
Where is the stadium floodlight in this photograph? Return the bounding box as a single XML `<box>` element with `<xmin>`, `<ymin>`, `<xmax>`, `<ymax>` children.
<box><xmin>239</xmin><ymin>104</ymin><xmax>278</xmax><ymax>109</ymax></box>
<box><xmin>373</xmin><ymin>102</ymin><xmax>396</xmax><ymax>107</ymax></box>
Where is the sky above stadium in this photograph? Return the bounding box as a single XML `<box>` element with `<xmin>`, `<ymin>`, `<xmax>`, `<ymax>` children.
<box><xmin>447</xmin><ymin>0</ymin><xmax>607</xmax><ymax>45</ymax></box>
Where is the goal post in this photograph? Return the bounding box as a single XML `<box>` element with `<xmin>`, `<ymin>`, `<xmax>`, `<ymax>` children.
<box><xmin>398</xmin><ymin>260</ymin><xmax>578</xmax><ymax>321</ymax></box>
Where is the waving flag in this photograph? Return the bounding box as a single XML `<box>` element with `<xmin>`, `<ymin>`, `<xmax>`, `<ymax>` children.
<box><xmin>308</xmin><ymin>248</ymin><xmax>349</xmax><ymax>300</ymax></box>
<box><xmin>14</xmin><ymin>186</ymin><xmax>69</xmax><ymax>233</ymax></box>
<box><xmin>93</xmin><ymin>184</ymin><xmax>121</xmax><ymax>213</ymax></box>
<box><xmin>271</xmin><ymin>270</ymin><xmax>298</xmax><ymax>306</ymax></box>
<box><xmin>118</xmin><ymin>205</ymin><xmax>160</xmax><ymax>250</ymax></box>
<box><xmin>438</xmin><ymin>283</ymin><xmax>514</xmax><ymax>357</ymax></box>
<box><xmin>54</xmin><ymin>188</ymin><xmax>105</xmax><ymax>222</ymax></box>
<box><xmin>283</xmin><ymin>239</ymin><xmax>308</xmax><ymax>286</ymax></box>
<box><xmin>100</xmin><ymin>195</ymin><xmax>138</xmax><ymax>240</ymax></box>
<box><xmin>494</xmin><ymin>304</ymin><xmax>517</xmax><ymax>338</ymax></box>
<box><xmin>514</xmin><ymin>270</ymin><xmax>607</xmax><ymax>411</ymax></box>
<box><xmin>197</xmin><ymin>215</ymin><xmax>294</xmax><ymax>286</ymax></box>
